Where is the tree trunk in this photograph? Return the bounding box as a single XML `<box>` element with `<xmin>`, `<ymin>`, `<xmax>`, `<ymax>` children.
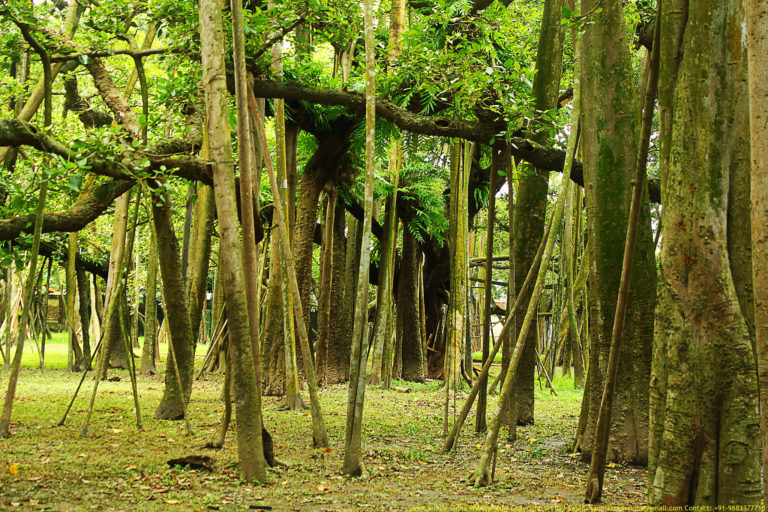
<box><xmin>511</xmin><ymin>0</ymin><xmax>565</xmax><ymax>427</ymax></box>
<box><xmin>101</xmin><ymin>192</ymin><xmax>130</xmax><ymax>376</ymax></box>
<box><xmin>343</xmin><ymin>0</ymin><xmax>376</xmax><ymax>473</ymax></box>
<box><xmin>252</xmin><ymin>93</ymin><xmax>329</xmax><ymax>448</ymax></box>
<box><xmin>325</xmin><ymin>198</ymin><xmax>351</xmax><ymax>384</ymax></box>
<box><xmin>199</xmin><ymin>0</ymin><xmax>266</xmax><ymax>480</ymax></box>
<box><xmin>584</xmin><ymin>11</ymin><xmax>659</xmax><ymax>501</ymax></box>
<box><xmin>446</xmin><ymin>141</ymin><xmax>471</xmax><ymax>389</ymax></box>
<box><xmin>231</xmin><ymin>0</ymin><xmax>268</xmax><ymax>476</ymax></box>
<box><xmin>747</xmin><ymin>0</ymin><xmax>768</xmax><ymax>504</ymax></box>
<box><xmin>294</xmin><ymin>172</ymin><xmax>324</xmax><ymax>334</ymax></box>
<box><xmin>141</xmin><ymin>206</ymin><xmax>158</xmax><ymax>375</ymax></box>
<box><xmin>316</xmin><ymin>189</ymin><xmax>336</xmax><ymax>385</ymax></box>
<box><xmin>66</xmin><ymin>233</ymin><xmax>81</xmax><ymax>371</ymax></box>
<box><xmin>369</xmin><ymin>189</ymin><xmax>399</xmax><ymax>385</ymax></box>
<box><xmin>399</xmin><ymin>230</ymin><xmax>425</xmax><ymax>382</ymax></box>
<box><xmin>186</xmin><ymin>183</ymin><xmax>214</xmax><ymax>345</ymax></box>
<box><xmin>76</xmin><ymin>266</ymin><xmax>91</xmax><ymax>370</ymax></box>
<box><xmin>152</xmin><ymin>189</ymin><xmax>195</xmax><ymax>421</ymax></box>
<box><xmin>648</xmin><ymin>0</ymin><xmax>759</xmax><ymax>505</ymax></box>
<box><xmin>578</xmin><ymin>0</ymin><xmax>656</xmax><ymax>465</ymax></box>
<box><xmin>261</xmin><ymin>232</ymin><xmax>286</xmax><ymax>395</ymax></box>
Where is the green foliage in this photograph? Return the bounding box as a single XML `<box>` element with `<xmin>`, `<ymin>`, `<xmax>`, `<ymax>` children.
<box><xmin>397</xmin><ymin>160</ymin><xmax>449</xmax><ymax>245</ymax></box>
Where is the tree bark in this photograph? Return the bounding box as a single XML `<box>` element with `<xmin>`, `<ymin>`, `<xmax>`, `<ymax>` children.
<box><xmin>152</xmin><ymin>188</ymin><xmax>195</xmax><ymax>421</ymax></box>
<box><xmin>446</xmin><ymin>142</ymin><xmax>471</xmax><ymax>389</ymax></box>
<box><xmin>199</xmin><ymin>0</ymin><xmax>266</xmax><ymax>480</ymax></box>
<box><xmin>325</xmin><ymin>199</ymin><xmax>351</xmax><ymax>384</ymax></box>
<box><xmin>316</xmin><ymin>189</ymin><xmax>336</xmax><ymax>386</ymax></box>
<box><xmin>186</xmin><ymin>184</ymin><xmax>214</xmax><ymax>345</ymax></box>
<box><xmin>101</xmin><ymin>192</ymin><xmax>130</xmax><ymax>377</ymax></box>
<box><xmin>343</xmin><ymin>0</ymin><xmax>376</xmax><ymax>474</ymax></box>
<box><xmin>747</xmin><ymin>0</ymin><xmax>768</xmax><ymax>504</ymax></box>
<box><xmin>648</xmin><ymin>0</ymin><xmax>759</xmax><ymax>505</ymax></box>
<box><xmin>399</xmin><ymin>230</ymin><xmax>425</xmax><ymax>382</ymax></box>
<box><xmin>511</xmin><ymin>0</ymin><xmax>565</xmax><ymax>427</ymax></box>
<box><xmin>578</xmin><ymin>0</ymin><xmax>656</xmax><ymax>464</ymax></box>
<box><xmin>76</xmin><ymin>266</ymin><xmax>91</xmax><ymax>370</ymax></box>
<box><xmin>141</xmin><ymin>210</ymin><xmax>158</xmax><ymax>376</ymax></box>
<box><xmin>584</xmin><ymin>10</ymin><xmax>659</xmax><ymax>502</ymax></box>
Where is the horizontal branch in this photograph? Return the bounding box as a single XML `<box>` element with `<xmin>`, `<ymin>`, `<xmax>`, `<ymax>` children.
<box><xmin>50</xmin><ymin>48</ymin><xmax>167</xmax><ymax>62</ymax></box>
<box><xmin>0</xmin><ymin>179</ymin><xmax>133</xmax><ymax>241</ymax></box>
<box><xmin>38</xmin><ymin>240</ymin><xmax>108</xmax><ymax>278</ymax></box>
<box><xmin>0</xmin><ymin>119</ymin><xmax>212</xmax><ymax>184</ymax></box>
<box><xmin>508</xmin><ymin>136</ymin><xmax>660</xmax><ymax>203</ymax></box>
<box><xmin>0</xmin><ymin>120</ymin><xmax>212</xmax><ymax>241</ymax></box>
<box><xmin>250</xmin><ymin>81</ymin><xmax>661</xmax><ymax>203</ymax></box>
<box><xmin>250</xmin><ymin>79</ymin><xmax>504</xmax><ymax>142</ymax></box>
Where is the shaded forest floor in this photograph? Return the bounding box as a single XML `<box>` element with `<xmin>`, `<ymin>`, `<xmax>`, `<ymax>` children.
<box><xmin>1</xmin><ymin>336</ymin><xmax>645</xmax><ymax>511</ymax></box>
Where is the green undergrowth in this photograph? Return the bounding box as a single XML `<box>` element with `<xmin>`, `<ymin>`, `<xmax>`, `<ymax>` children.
<box><xmin>1</xmin><ymin>335</ymin><xmax>646</xmax><ymax>511</ymax></box>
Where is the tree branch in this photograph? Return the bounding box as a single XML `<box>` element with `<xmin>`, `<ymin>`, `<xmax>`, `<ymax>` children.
<box><xmin>0</xmin><ymin>179</ymin><xmax>133</xmax><ymax>241</ymax></box>
<box><xmin>50</xmin><ymin>48</ymin><xmax>167</xmax><ymax>62</ymax></box>
<box><xmin>250</xmin><ymin>79</ymin><xmax>504</xmax><ymax>141</ymax></box>
<box><xmin>250</xmin><ymin>80</ymin><xmax>661</xmax><ymax>203</ymax></box>
<box><xmin>0</xmin><ymin>119</ymin><xmax>211</xmax><ymax>184</ymax></box>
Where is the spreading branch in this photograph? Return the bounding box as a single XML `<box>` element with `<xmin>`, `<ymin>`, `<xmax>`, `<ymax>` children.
<box><xmin>0</xmin><ymin>179</ymin><xmax>132</xmax><ymax>241</ymax></box>
<box><xmin>250</xmin><ymin>79</ymin><xmax>504</xmax><ymax>141</ymax></box>
<box><xmin>251</xmin><ymin>80</ymin><xmax>661</xmax><ymax>203</ymax></box>
<box><xmin>0</xmin><ymin>119</ymin><xmax>211</xmax><ymax>184</ymax></box>
<box><xmin>50</xmin><ymin>48</ymin><xmax>167</xmax><ymax>62</ymax></box>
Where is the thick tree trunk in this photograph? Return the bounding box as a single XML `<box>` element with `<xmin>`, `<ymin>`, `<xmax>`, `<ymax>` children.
<box><xmin>325</xmin><ymin>198</ymin><xmax>351</xmax><ymax>384</ymax></box>
<box><xmin>747</xmin><ymin>0</ymin><xmax>768</xmax><ymax>504</ymax></box>
<box><xmin>398</xmin><ymin>230</ymin><xmax>425</xmax><ymax>382</ymax></box>
<box><xmin>648</xmin><ymin>0</ymin><xmax>760</xmax><ymax>506</ymax></box>
<box><xmin>294</xmin><ymin>171</ymin><xmax>323</xmax><ymax>331</ymax></box>
<box><xmin>578</xmin><ymin>0</ymin><xmax>656</xmax><ymax>464</ymax></box>
<box><xmin>511</xmin><ymin>170</ymin><xmax>546</xmax><ymax>426</ymax></box>
<box><xmin>199</xmin><ymin>0</ymin><xmax>266</xmax><ymax>480</ymax></box>
<box><xmin>511</xmin><ymin>0</ymin><xmax>565</xmax><ymax>427</ymax></box>
<box><xmin>152</xmin><ymin>190</ymin><xmax>195</xmax><ymax>420</ymax></box>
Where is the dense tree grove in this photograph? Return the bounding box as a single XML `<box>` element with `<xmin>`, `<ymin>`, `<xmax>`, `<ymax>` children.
<box><xmin>1</xmin><ymin>0</ymin><xmax>767</xmax><ymax>507</ymax></box>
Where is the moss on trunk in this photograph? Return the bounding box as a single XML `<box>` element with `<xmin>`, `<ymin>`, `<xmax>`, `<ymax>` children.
<box><xmin>576</xmin><ymin>0</ymin><xmax>655</xmax><ymax>464</ymax></box>
<box><xmin>649</xmin><ymin>0</ymin><xmax>759</xmax><ymax>505</ymax></box>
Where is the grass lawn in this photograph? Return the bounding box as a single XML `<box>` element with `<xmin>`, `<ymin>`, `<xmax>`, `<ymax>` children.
<box><xmin>0</xmin><ymin>335</ymin><xmax>645</xmax><ymax>511</ymax></box>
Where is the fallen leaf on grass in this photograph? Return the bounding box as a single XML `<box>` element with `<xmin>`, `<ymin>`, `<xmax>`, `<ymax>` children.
<box><xmin>8</xmin><ymin>464</ymin><xmax>19</xmax><ymax>475</ymax></box>
<box><xmin>316</xmin><ymin>482</ymin><xmax>330</xmax><ymax>492</ymax></box>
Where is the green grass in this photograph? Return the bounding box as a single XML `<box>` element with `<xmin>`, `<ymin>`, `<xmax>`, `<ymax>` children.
<box><xmin>1</xmin><ymin>336</ymin><xmax>646</xmax><ymax>510</ymax></box>
<box><xmin>16</xmin><ymin>331</ymin><xmax>206</xmax><ymax>371</ymax></box>
<box><xmin>471</xmin><ymin>350</ymin><xmax>502</xmax><ymax>363</ymax></box>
